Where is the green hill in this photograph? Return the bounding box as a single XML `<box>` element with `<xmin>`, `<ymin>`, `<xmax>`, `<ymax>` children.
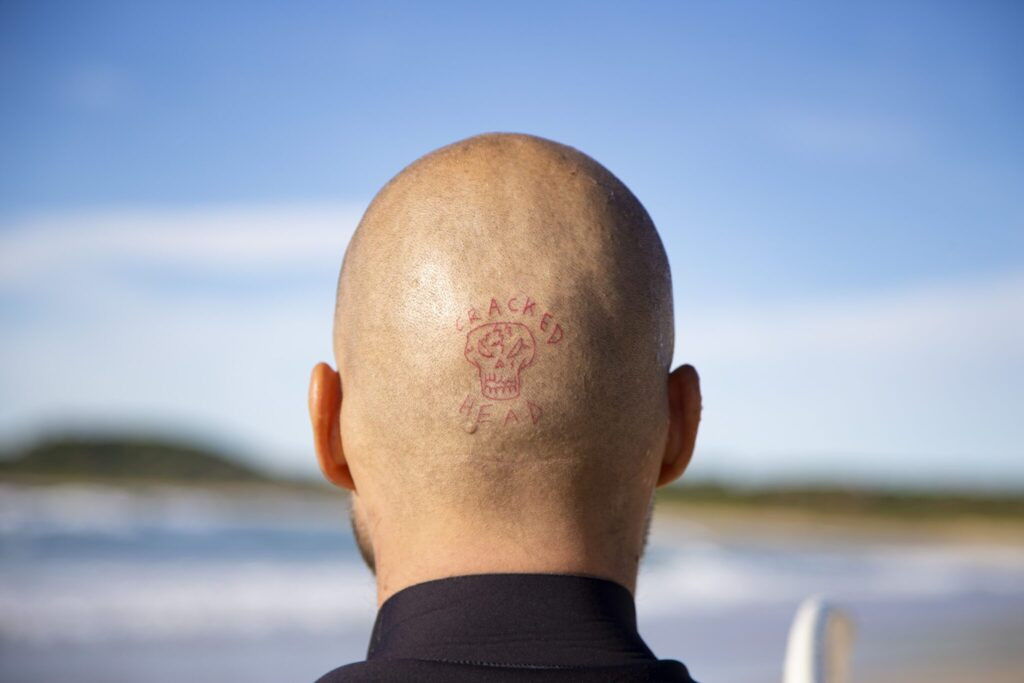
<box><xmin>0</xmin><ymin>435</ymin><xmax>273</xmax><ymax>483</ymax></box>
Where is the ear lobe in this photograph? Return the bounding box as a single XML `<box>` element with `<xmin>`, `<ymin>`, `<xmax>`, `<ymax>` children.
<box><xmin>308</xmin><ymin>362</ymin><xmax>355</xmax><ymax>490</ymax></box>
<box><xmin>657</xmin><ymin>364</ymin><xmax>701</xmax><ymax>487</ymax></box>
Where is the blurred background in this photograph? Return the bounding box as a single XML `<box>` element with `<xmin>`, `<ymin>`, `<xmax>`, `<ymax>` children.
<box><xmin>1</xmin><ymin>2</ymin><xmax>1021</xmax><ymax>682</ymax></box>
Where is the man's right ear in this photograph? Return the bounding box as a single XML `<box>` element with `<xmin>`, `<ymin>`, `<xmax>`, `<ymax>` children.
<box><xmin>308</xmin><ymin>362</ymin><xmax>355</xmax><ymax>490</ymax></box>
<box><xmin>657</xmin><ymin>364</ymin><xmax>702</xmax><ymax>487</ymax></box>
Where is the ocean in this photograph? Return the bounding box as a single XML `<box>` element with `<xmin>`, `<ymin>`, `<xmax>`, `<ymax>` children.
<box><xmin>1</xmin><ymin>483</ymin><xmax>1022</xmax><ymax>682</ymax></box>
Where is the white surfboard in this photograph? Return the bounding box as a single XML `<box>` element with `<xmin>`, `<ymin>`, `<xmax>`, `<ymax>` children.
<box><xmin>782</xmin><ymin>596</ymin><xmax>856</xmax><ymax>683</ymax></box>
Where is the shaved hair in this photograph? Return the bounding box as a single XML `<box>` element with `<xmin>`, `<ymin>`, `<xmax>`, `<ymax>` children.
<box><xmin>334</xmin><ymin>133</ymin><xmax>674</xmax><ymax>531</ymax></box>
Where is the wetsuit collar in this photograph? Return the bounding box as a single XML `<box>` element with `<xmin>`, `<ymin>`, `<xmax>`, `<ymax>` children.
<box><xmin>366</xmin><ymin>573</ymin><xmax>657</xmax><ymax>668</ymax></box>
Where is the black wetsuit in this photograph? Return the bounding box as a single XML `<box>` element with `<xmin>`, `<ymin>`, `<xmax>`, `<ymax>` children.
<box><xmin>316</xmin><ymin>573</ymin><xmax>696</xmax><ymax>682</ymax></box>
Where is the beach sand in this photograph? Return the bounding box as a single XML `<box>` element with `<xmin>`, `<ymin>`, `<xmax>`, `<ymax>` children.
<box><xmin>656</xmin><ymin>500</ymin><xmax>1024</xmax><ymax>545</ymax></box>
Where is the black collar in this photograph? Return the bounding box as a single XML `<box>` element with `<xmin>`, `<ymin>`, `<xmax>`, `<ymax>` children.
<box><xmin>366</xmin><ymin>573</ymin><xmax>658</xmax><ymax>668</ymax></box>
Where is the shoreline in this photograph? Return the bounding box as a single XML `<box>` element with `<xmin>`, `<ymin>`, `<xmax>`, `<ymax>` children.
<box><xmin>655</xmin><ymin>500</ymin><xmax>1024</xmax><ymax>546</ymax></box>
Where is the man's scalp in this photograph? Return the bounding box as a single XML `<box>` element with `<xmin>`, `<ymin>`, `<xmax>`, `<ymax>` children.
<box><xmin>335</xmin><ymin>133</ymin><xmax>673</xmax><ymax>513</ymax></box>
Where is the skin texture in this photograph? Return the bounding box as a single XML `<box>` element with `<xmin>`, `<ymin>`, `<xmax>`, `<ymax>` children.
<box><xmin>309</xmin><ymin>133</ymin><xmax>701</xmax><ymax>605</ymax></box>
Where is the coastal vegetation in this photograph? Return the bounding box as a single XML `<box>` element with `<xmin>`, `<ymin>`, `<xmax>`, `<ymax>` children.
<box><xmin>656</xmin><ymin>480</ymin><xmax>1024</xmax><ymax>520</ymax></box>
<box><xmin>0</xmin><ymin>434</ymin><xmax>273</xmax><ymax>483</ymax></box>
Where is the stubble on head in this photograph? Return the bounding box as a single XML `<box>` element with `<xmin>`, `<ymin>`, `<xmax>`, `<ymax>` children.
<box><xmin>349</xmin><ymin>499</ymin><xmax>376</xmax><ymax>575</ymax></box>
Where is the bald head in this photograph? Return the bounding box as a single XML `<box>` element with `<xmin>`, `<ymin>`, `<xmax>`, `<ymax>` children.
<box><xmin>310</xmin><ymin>133</ymin><xmax>700</xmax><ymax>596</ymax></box>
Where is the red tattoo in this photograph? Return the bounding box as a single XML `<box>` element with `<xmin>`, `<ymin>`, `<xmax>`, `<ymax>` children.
<box><xmin>465</xmin><ymin>322</ymin><xmax>536</xmax><ymax>400</ymax></box>
<box><xmin>455</xmin><ymin>294</ymin><xmax>564</xmax><ymax>430</ymax></box>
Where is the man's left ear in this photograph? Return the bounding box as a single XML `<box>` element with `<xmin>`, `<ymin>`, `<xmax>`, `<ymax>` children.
<box><xmin>657</xmin><ymin>364</ymin><xmax>702</xmax><ymax>487</ymax></box>
<box><xmin>308</xmin><ymin>362</ymin><xmax>355</xmax><ymax>490</ymax></box>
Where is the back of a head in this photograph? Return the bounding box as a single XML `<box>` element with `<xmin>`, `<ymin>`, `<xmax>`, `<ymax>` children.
<box><xmin>335</xmin><ymin>133</ymin><xmax>674</xmax><ymax>526</ymax></box>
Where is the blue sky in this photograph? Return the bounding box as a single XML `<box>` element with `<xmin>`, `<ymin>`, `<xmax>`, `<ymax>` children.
<box><xmin>1</xmin><ymin>1</ymin><xmax>1021</xmax><ymax>487</ymax></box>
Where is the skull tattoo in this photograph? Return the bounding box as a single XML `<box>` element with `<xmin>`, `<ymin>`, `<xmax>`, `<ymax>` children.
<box><xmin>464</xmin><ymin>322</ymin><xmax>536</xmax><ymax>400</ymax></box>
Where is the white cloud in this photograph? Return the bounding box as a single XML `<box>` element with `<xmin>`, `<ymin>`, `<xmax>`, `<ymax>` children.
<box><xmin>0</xmin><ymin>203</ymin><xmax>364</xmax><ymax>475</ymax></box>
<box><xmin>0</xmin><ymin>203</ymin><xmax>364</xmax><ymax>286</ymax></box>
<box><xmin>61</xmin><ymin>64</ymin><xmax>130</xmax><ymax>113</ymax></box>
<box><xmin>681</xmin><ymin>271</ymin><xmax>1024</xmax><ymax>360</ymax></box>
<box><xmin>757</xmin><ymin>104</ymin><xmax>921</xmax><ymax>162</ymax></box>
<box><xmin>679</xmin><ymin>271</ymin><xmax>1024</xmax><ymax>488</ymax></box>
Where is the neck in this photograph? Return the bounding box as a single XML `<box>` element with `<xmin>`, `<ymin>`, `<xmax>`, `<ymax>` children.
<box><xmin>369</xmin><ymin>508</ymin><xmax>647</xmax><ymax>606</ymax></box>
